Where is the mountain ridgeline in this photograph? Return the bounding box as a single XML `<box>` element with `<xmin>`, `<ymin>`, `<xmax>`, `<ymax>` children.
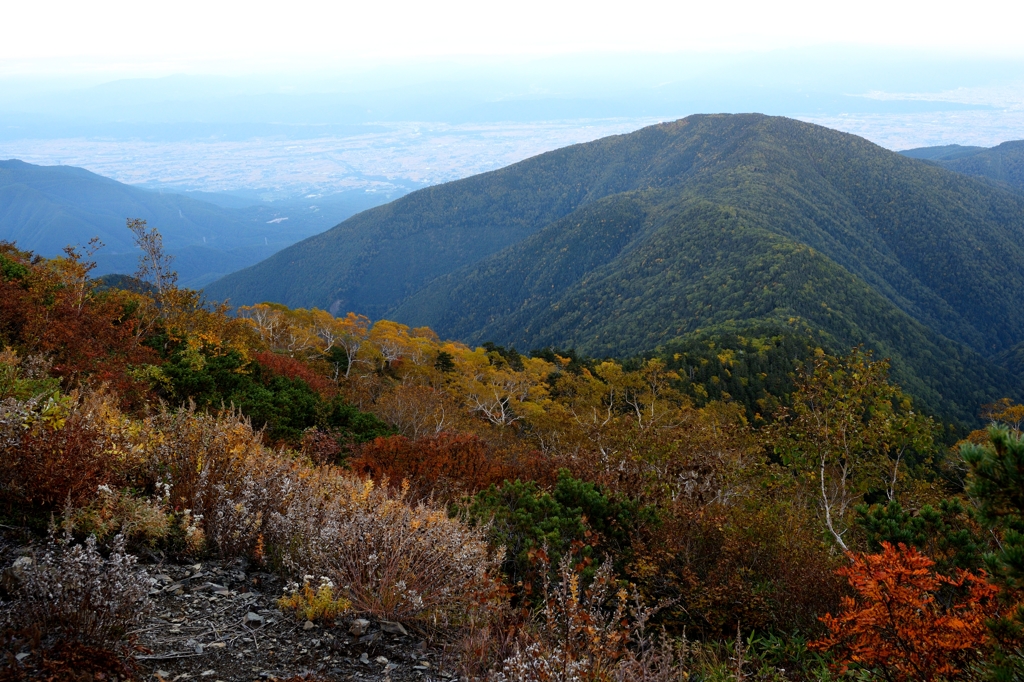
<box><xmin>901</xmin><ymin>141</ymin><xmax>1024</xmax><ymax>194</ymax></box>
<box><xmin>0</xmin><ymin>160</ymin><xmax>389</xmax><ymax>288</ymax></box>
<box><xmin>206</xmin><ymin>115</ymin><xmax>1024</xmax><ymax>422</ymax></box>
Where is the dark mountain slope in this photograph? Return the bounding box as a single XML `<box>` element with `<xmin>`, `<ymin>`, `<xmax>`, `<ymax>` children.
<box><xmin>0</xmin><ymin>160</ymin><xmax>255</xmax><ymax>253</ymax></box>
<box><xmin>901</xmin><ymin>141</ymin><xmax>1024</xmax><ymax>194</ymax></box>
<box><xmin>400</xmin><ymin>115</ymin><xmax>1024</xmax><ymax>357</ymax></box>
<box><xmin>395</xmin><ymin>194</ymin><xmax>1008</xmax><ymax>420</ymax></box>
<box><xmin>936</xmin><ymin>141</ymin><xmax>1024</xmax><ymax>194</ymax></box>
<box><xmin>211</xmin><ymin>116</ymin><xmax>1024</xmax><ymax>358</ymax></box>
<box><xmin>0</xmin><ymin>160</ymin><xmax>368</xmax><ymax>287</ymax></box>
<box><xmin>900</xmin><ymin>144</ymin><xmax>987</xmax><ymax>162</ymax></box>
<box><xmin>207</xmin><ymin>114</ymin><xmax>849</xmax><ymax>315</ymax></box>
<box><xmin>664</xmin><ymin>120</ymin><xmax>1024</xmax><ymax>355</ymax></box>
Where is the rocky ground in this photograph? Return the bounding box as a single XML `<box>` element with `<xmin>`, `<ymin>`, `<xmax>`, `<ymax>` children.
<box><xmin>0</xmin><ymin>532</ymin><xmax>461</xmax><ymax>682</ymax></box>
<box><xmin>134</xmin><ymin>560</ymin><xmax>455</xmax><ymax>682</ymax></box>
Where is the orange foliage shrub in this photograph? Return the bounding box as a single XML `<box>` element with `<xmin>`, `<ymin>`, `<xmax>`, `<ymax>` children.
<box><xmin>351</xmin><ymin>432</ymin><xmax>527</xmax><ymax>502</ymax></box>
<box><xmin>812</xmin><ymin>542</ymin><xmax>999</xmax><ymax>682</ymax></box>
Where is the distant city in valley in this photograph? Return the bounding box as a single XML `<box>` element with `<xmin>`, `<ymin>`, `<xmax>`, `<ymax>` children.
<box><xmin>0</xmin><ymin>119</ymin><xmax>664</xmax><ymax>199</ymax></box>
<box><xmin>3</xmin><ymin>109</ymin><xmax>1024</xmax><ymax>201</ymax></box>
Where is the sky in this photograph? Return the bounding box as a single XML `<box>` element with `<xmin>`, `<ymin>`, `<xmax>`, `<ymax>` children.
<box><xmin>3</xmin><ymin>0</ymin><xmax>1024</xmax><ymax>77</ymax></box>
<box><xmin>2</xmin><ymin>0</ymin><xmax>1024</xmax><ymax>200</ymax></box>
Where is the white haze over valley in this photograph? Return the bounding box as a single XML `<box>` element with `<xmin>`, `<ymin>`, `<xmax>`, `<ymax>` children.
<box><xmin>2</xmin><ymin>1</ymin><xmax>1023</xmax><ymax>207</ymax></box>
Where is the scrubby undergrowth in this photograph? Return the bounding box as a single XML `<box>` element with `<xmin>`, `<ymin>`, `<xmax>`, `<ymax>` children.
<box><xmin>0</xmin><ymin>236</ymin><xmax>1022</xmax><ymax>681</ymax></box>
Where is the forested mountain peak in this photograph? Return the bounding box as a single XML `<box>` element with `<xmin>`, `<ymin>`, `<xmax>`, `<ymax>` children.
<box><xmin>206</xmin><ymin>115</ymin><xmax>1024</xmax><ymax>422</ymax></box>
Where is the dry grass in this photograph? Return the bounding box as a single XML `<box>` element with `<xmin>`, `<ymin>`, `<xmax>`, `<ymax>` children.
<box><xmin>64</xmin><ymin>485</ymin><xmax>170</xmax><ymax>549</ymax></box>
<box><xmin>268</xmin><ymin>475</ymin><xmax>503</xmax><ymax>625</ymax></box>
<box><xmin>144</xmin><ymin>401</ymin><xmax>505</xmax><ymax>626</ymax></box>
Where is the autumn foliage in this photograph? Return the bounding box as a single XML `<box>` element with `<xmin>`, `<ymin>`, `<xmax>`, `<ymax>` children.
<box><xmin>0</xmin><ymin>243</ymin><xmax>156</xmax><ymax>405</ymax></box>
<box><xmin>813</xmin><ymin>542</ymin><xmax>999</xmax><ymax>681</ymax></box>
<box><xmin>254</xmin><ymin>350</ymin><xmax>338</xmax><ymax>398</ymax></box>
<box><xmin>6</xmin><ymin>231</ymin><xmax>1024</xmax><ymax>680</ymax></box>
<box><xmin>350</xmin><ymin>432</ymin><xmax>548</xmax><ymax>502</ymax></box>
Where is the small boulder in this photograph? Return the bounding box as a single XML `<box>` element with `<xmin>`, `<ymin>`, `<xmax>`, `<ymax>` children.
<box><xmin>380</xmin><ymin>620</ymin><xmax>408</xmax><ymax>636</ymax></box>
<box><xmin>348</xmin><ymin>618</ymin><xmax>371</xmax><ymax>636</ymax></box>
<box><xmin>1</xmin><ymin>556</ymin><xmax>33</xmax><ymax>596</ymax></box>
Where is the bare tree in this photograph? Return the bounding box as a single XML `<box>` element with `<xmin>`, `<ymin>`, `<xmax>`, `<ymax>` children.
<box><xmin>127</xmin><ymin>218</ymin><xmax>177</xmax><ymax>298</ymax></box>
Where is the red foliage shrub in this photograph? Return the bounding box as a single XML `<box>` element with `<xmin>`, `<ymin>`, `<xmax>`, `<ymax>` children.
<box><xmin>301</xmin><ymin>427</ymin><xmax>343</xmax><ymax>465</ymax></box>
<box><xmin>350</xmin><ymin>432</ymin><xmax>517</xmax><ymax>501</ymax></box>
<box><xmin>812</xmin><ymin>542</ymin><xmax>1000</xmax><ymax>682</ymax></box>
<box><xmin>0</xmin><ymin>244</ymin><xmax>156</xmax><ymax>407</ymax></box>
<box><xmin>0</xmin><ymin>632</ymin><xmax>139</xmax><ymax>682</ymax></box>
<box><xmin>255</xmin><ymin>351</ymin><xmax>337</xmax><ymax>398</ymax></box>
<box><xmin>0</xmin><ymin>393</ymin><xmax>136</xmax><ymax>515</ymax></box>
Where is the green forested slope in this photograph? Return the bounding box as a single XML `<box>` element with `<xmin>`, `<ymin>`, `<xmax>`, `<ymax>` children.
<box><xmin>900</xmin><ymin>144</ymin><xmax>988</xmax><ymax>162</ymax></box>
<box><xmin>207</xmin><ymin>114</ymin><xmax>836</xmax><ymax>315</ymax></box>
<box><xmin>901</xmin><ymin>141</ymin><xmax>1024</xmax><ymax>194</ymax></box>
<box><xmin>212</xmin><ymin>116</ymin><xmax>1024</xmax><ymax>355</ymax></box>
<box><xmin>935</xmin><ymin>141</ymin><xmax>1024</xmax><ymax>194</ymax></box>
<box><xmin>208</xmin><ymin>115</ymin><xmax>1024</xmax><ymax>421</ymax></box>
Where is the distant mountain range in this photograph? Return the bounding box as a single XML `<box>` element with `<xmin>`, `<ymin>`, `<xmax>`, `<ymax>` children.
<box><xmin>900</xmin><ymin>141</ymin><xmax>1024</xmax><ymax>193</ymax></box>
<box><xmin>0</xmin><ymin>160</ymin><xmax>390</xmax><ymax>287</ymax></box>
<box><xmin>206</xmin><ymin>116</ymin><xmax>1024</xmax><ymax>423</ymax></box>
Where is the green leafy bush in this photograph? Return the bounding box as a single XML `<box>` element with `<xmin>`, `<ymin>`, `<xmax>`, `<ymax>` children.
<box><xmin>155</xmin><ymin>344</ymin><xmax>391</xmax><ymax>446</ymax></box>
<box><xmin>464</xmin><ymin>470</ymin><xmax>656</xmax><ymax>593</ymax></box>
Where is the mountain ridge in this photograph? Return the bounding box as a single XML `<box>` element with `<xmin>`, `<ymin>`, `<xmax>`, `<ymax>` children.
<box><xmin>900</xmin><ymin>140</ymin><xmax>1024</xmax><ymax>194</ymax></box>
<box><xmin>206</xmin><ymin>115</ymin><xmax>1024</xmax><ymax>421</ymax></box>
<box><xmin>0</xmin><ymin>160</ymin><xmax>385</xmax><ymax>287</ymax></box>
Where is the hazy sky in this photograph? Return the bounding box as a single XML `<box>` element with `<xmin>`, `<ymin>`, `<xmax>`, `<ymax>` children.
<box><xmin>3</xmin><ymin>0</ymin><xmax>1023</xmax><ymax>76</ymax></box>
<box><xmin>3</xmin><ymin>0</ymin><xmax>1023</xmax><ymax>198</ymax></box>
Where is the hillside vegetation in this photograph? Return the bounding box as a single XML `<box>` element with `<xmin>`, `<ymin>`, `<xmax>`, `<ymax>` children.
<box><xmin>933</xmin><ymin>140</ymin><xmax>1024</xmax><ymax>194</ymax></box>
<box><xmin>903</xmin><ymin>141</ymin><xmax>1024</xmax><ymax>194</ymax></box>
<box><xmin>2</xmin><ymin>241</ymin><xmax>1022</xmax><ymax>681</ymax></box>
<box><xmin>209</xmin><ymin>115</ymin><xmax>1024</xmax><ymax>423</ymax></box>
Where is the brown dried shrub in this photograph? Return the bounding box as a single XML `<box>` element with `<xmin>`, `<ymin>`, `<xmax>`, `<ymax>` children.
<box><xmin>634</xmin><ymin>499</ymin><xmax>844</xmax><ymax>638</ymax></box>
<box><xmin>489</xmin><ymin>555</ymin><xmax>688</xmax><ymax>682</ymax></box>
<box><xmin>144</xmin><ymin>402</ymin><xmax>505</xmax><ymax>626</ymax></box>
<box><xmin>269</xmin><ymin>475</ymin><xmax>503</xmax><ymax>625</ymax></box>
